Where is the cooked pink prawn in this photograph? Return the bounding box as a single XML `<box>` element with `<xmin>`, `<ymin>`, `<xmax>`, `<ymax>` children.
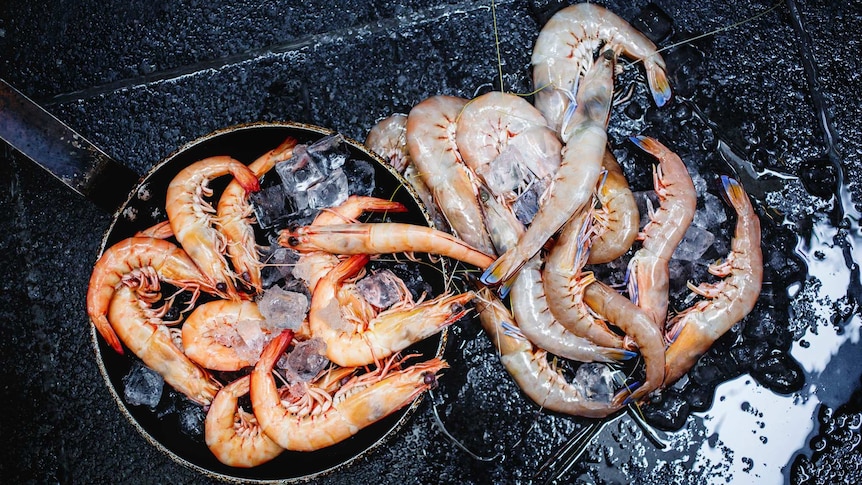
<box><xmin>250</xmin><ymin>329</ymin><xmax>447</xmax><ymax>451</ymax></box>
<box><xmin>309</xmin><ymin>254</ymin><xmax>473</xmax><ymax>367</ymax></box>
<box><xmin>279</xmin><ymin>222</ymin><xmax>495</xmax><ymax>270</ymax></box>
<box><xmin>405</xmin><ymin>95</ymin><xmax>495</xmax><ymax>255</ymax></box>
<box><xmin>216</xmin><ymin>137</ymin><xmax>297</xmax><ymax>294</ymax></box>
<box><xmin>108</xmin><ymin>283</ymin><xmax>220</xmax><ymax>406</ymax></box>
<box><xmin>87</xmin><ymin>237</ymin><xmax>217</xmax><ymax>355</ymax></box>
<box><xmin>476</xmin><ymin>287</ymin><xmax>624</xmax><ymax>418</ymax></box>
<box><xmin>532</xmin><ymin>2</ymin><xmax>671</xmax><ymax>134</ymax></box>
<box><xmin>456</xmin><ymin>91</ymin><xmax>560</xmax><ymax>201</ymax></box>
<box><xmin>482</xmin><ymin>49</ymin><xmax>615</xmax><ymax>290</ymax></box>
<box><xmin>589</xmin><ymin>149</ymin><xmax>639</xmax><ymax>264</ymax></box>
<box><xmin>166</xmin><ymin>155</ymin><xmax>260</xmax><ymax>300</ymax></box>
<box><xmin>543</xmin><ymin>209</ymin><xmax>626</xmax><ymax>349</ymax></box>
<box><xmin>182</xmin><ymin>299</ymin><xmax>269</xmax><ymax>371</ymax></box>
<box><xmin>626</xmin><ymin>135</ymin><xmax>697</xmax><ymax>330</ymax></box>
<box><xmin>663</xmin><ymin>176</ymin><xmax>762</xmax><ymax>387</ymax></box>
<box><xmin>582</xmin><ymin>281</ymin><xmax>666</xmax><ymax>404</ymax></box>
<box><xmin>205</xmin><ymin>375</ymin><xmax>284</xmax><ymax>468</ymax></box>
<box><xmin>366</xmin><ymin>114</ymin><xmax>450</xmax><ymax>231</ymax></box>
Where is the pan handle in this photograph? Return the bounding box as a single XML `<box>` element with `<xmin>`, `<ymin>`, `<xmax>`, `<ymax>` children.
<box><xmin>0</xmin><ymin>78</ymin><xmax>140</xmax><ymax>213</ymax></box>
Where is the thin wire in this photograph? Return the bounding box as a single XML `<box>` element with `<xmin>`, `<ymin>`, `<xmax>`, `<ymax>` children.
<box><xmin>491</xmin><ymin>0</ymin><xmax>505</xmax><ymax>92</ymax></box>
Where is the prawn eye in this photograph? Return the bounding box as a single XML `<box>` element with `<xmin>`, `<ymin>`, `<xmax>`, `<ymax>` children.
<box><xmin>287</xmin><ymin>236</ymin><xmax>300</xmax><ymax>247</ymax></box>
<box><xmin>422</xmin><ymin>371</ymin><xmax>438</xmax><ymax>388</ymax></box>
<box><xmin>216</xmin><ymin>282</ymin><xmax>228</xmax><ymax>292</ymax></box>
<box><xmin>479</xmin><ymin>189</ymin><xmax>490</xmax><ymax>202</ymax></box>
<box><xmin>601</xmin><ymin>48</ymin><xmax>615</xmax><ymax>61</ymax></box>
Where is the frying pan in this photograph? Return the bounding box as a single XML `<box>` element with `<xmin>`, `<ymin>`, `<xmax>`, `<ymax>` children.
<box><xmin>0</xmin><ymin>79</ymin><xmax>449</xmax><ymax>482</ymax></box>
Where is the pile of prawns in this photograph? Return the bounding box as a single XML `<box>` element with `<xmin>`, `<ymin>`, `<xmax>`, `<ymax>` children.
<box><xmin>365</xmin><ymin>3</ymin><xmax>762</xmax><ymax>420</ymax></box>
<box><xmin>87</xmin><ymin>136</ymin><xmax>496</xmax><ymax>465</ymax></box>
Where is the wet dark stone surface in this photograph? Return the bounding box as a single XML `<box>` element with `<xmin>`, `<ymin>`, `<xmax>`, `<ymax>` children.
<box><xmin>2</xmin><ymin>0</ymin><xmax>861</xmax><ymax>484</ymax></box>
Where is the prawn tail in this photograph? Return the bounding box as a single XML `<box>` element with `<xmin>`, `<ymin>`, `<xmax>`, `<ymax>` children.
<box><xmin>646</xmin><ymin>62</ymin><xmax>672</xmax><ymax>107</ymax></box>
<box><xmin>480</xmin><ymin>250</ymin><xmax>524</xmax><ymax>297</ymax></box>
<box><xmin>720</xmin><ymin>175</ymin><xmax>746</xmax><ymax>209</ymax></box>
<box><xmin>611</xmin><ymin>380</ymin><xmax>643</xmax><ymax>408</ymax></box>
<box><xmin>94</xmin><ymin>315</ymin><xmax>125</xmax><ymax>355</ymax></box>
<box><xmin>628</xmin><ymin>134</ymin><xmax>662</xmax><ymax>156</ymax></box>
<box><xmin>601</xmin><ymin>347</ymin><xmax>639</xmax><ymax>362</ymax></box>
<box><xmin>230</xmin><ymin>163</ymin><xmax>262</xmax><ymax>195</ymax></box>
<box><xmin>258</xmin><ymin>329</ymin><xmax>295</xmax><ymax>370</ymax></box>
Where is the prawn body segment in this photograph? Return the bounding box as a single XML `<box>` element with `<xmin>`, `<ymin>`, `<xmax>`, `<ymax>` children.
<box><xmin>405</xmin><ymin>95</ymin><xmax>495</xmax><ymax>254</ymax></box>
<box><xmin>456</xmin><ymin>91</ymin><xmax>561</xmax><ymax>199</ymax></box>
<box><xmin>279</xmin><ymin>222</ymin><xmax>495</xmax><ymax>269</ymax></box>
<box><xmin>589</xmin><ymin>149</ymin><xmax>639</xmax><ymax>264</ymax></box>
<box><xmin>250</xmin><ymin>329</ymin><xmax>447</xmax><ymax>451</ymax></box>
<box><xmin>626</xmin><ymin>135</ymin><xmax>697</xmax><ymax>329</ymax></box>
<box><xmin>476</xmin><ymin>288</ymin><xmax>623</xmax><ymax>418</ymax></box>
<box><xmin>532</xmin><ymin>3</ymin><xmax>670</xmax><ymax>133</ymax></box>
<box><xmin>205</xmin><ymin>375</ymin><xmax>284</xmax><ymax>468</ymax></box>
<box><xmin>217</xmin><ymin>137</ymin><xmax>297</xmax><ymax>294</ymax></box>
<box><xmin>87</xmin><ymin>236</ymin><xmax>215</xmax><ymax>354</ymax></box>
<box><xmin>663</xmin><ymin>176</ymin><xmax>762</xmax><ymax>387</ymax></box>
<box><xmin>482</xmin><ymin>50</ymin><xmax>615</xmax><ymax>289</ymax></box>
<box><xmin>167</xmin><ymin>155</ymin><xmax>261</xmax><ymax>300</ymax></box>
<box><xmin>182</xmin><ymin>299</ymin><xmax>268</xmax><ymax>371</ymax></box>
<box><xmin>309</xmin><ymin>254</ymin><xmax>473</xmax><ymax>367</ymax></box>
<box><xmin>108</xmin><ymin>285</ymin><xmax>220</xmax><ymax>406</ymax></box>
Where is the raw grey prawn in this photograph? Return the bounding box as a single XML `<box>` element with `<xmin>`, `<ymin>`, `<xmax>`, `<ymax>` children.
<box><xmin>250</xmin><ymin>329</ymin><xmax>447</xmax><ymax>451</ymax></box>
<box><xmin>476</xmin><ymin>185</ymin><xmax>631</xmax><ymax>363</ymax></box>
<box><xmin>182</xmin><ymin>299</ymin><xmax>269</xmax><ymax>371</ymax></box>
<box><xmin>663</xmin><ymin>176</ymin><xmax>762</xmax><ymax>387</ymax></box>
<box><xmin>205</xmin><ymin>375</ymin><xmax>283</xmax><ymax>468</ymax></box>
<box><xmin>626</xmin><ymin>135</ymin><xmax>697</xmax><ymax>330</ymax></box>
<box><xmin>279</xmin><ymin>222</ymin><xmax>496</xmax><ymax>270</ymax></box>
<box><xmin>582</xmin><ymin>281</ymin><xmax>666</xmax><ymax>404</ymax></box>
<box><xmin>216</xmin><ymin>136</ymin><xmax>297</xmax><ymax>294</ymax></box>
<box><xmin>108</xmin><ymin>283</ymin><xmax>220</xmax><ymax>406</ymax></box>
<box><xmin>589</xmin><ymin>149</ymin><xmax>639</xmax><ymax>264</ymax></box>
<box><xmin>475</xmin><ymin>287</ymin><xmax>625</xmax><ymax>418</ymax></box>
<box><xmin>455</xmin><ymin>91</ymin><xmax>560</xmax><ymax>203</ymax></box>
<box><xmin>308</xmin><ymin>254</ymin><xmax>473</xmax><ymax>367</ymax></box>
<box><xmin>166</xmin><ymin>155</ymin><xmax>260</xmax><ymax>300</ymax></box>
<box><xmin>405</xmin><ymin>95</ymin><xmax>495</xmax><ymax>255</ymax></box>
<box><xmin>482</xmin><ymin>48</ymin><xmax>616</xmax><ymax>291</ymax></box>
<box><xmin>543</xmin><ymin>208</ymin><xmax>626</xmax><ymax>349</ymax></box>
<box><xmin>87</xmin><ymin>236</ymin><xmax>217</xmax><ymax>355</ymax></box>
<box><xmin>365</xmin><ymin>114</ymin><xmax>449</xmax><ymax>231</ymax></box>
<box><xmin>531</xmin><ymin>2</ymin><xmax>671</xmax><ymax>134</ymax></box>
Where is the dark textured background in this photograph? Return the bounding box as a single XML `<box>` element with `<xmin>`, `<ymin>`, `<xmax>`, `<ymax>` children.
<box><xmin>1</xmin><ymin>1</ymin><xmax>860</xmax><ymax>483</ymax></box>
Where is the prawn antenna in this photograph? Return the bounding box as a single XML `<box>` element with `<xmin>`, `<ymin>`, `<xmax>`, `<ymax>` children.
<box><xmin>651</xmin><ymin>1</ymin><xmax>783</xmax><ymax>59</ymax></box>
<box><xmin>491</xmin><ymin>0</ymin><xmax>505</xmax><ymax>92</ymax></box>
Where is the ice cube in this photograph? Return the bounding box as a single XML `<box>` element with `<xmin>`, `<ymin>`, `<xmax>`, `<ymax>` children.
<box><xmin>276</xmin><ymin>146</ymin><xmax>326</xmax><ymax>191</ymax></box>
<box><xmin>574</xmin><ymin>363</ymin><xmax>616</xmax><ymax>403</ymax></box>
<box><xmin>479</xmin><ymin>145</ymin><xmax>526</xmax><ymax>197</ymax></box>
<box><xmin>306</xmin><ymin>168</ymin><xmax>349</xmax><ymax>210</ymax></box>
<box><xmin>672</xmin><ymin>225</ymin><xmax>715</xmax><ymax>262</ymax></box>
<box><xmin>258</xmin><ymin>285</ymin><xmax>309</xmax><ymax>331</ymax></box>
<box><xmin>279</xmin><ymin>338</ymin><xmax>329</xmax><ymax>383</ymax></box>
<box><xmin>123</xmin><ymin>360</ymin><xmax>164</xmax><ymax>409</ymax></box>
<box><xmin>692</xmin><ymin>192</ymin><xmax>728</xmax><ymax>229</ymax></box>
<box><xmin>356</xmin><ymin>269</ymin><xmax>408</xmax><ymax>310</ymax></box>
<box><xmin>235</xmin><ymin>318</ymin><xmax>267</xmax><ymax>363</ymax></box>
<box><xmin>177</xmin><ymin>400</ymin><xmax>205</xmax><ymax>441</ymax></box>
<box><xmin>512</xmin><ymin>178</ymin><xmax>548</xmax><ymax>225</ymax></box>
<box><xmin>308</xmin><ymin>134</ymin><xmax>349</xmax><ymax>171</ymax></box>
<box><xmin>250</xmin><ymin>184</ymin><xmax>301</xmax><ymax>229</ymax></box>
<box><xmin>344</xmin><ymin>158</ymin><xmax>377</xmax><ymax>196</ymax></box>
<box><xmin>260</xmin><ymin>246</ymin><xmax>301</xmax><ymax>289</ymax></box>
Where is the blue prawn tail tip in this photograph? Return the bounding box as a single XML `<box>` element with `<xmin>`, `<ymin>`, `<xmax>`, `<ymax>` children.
<box><xmin>612</xmin><ymin>381</ymin><xmax>642</xmax><ymax>407</ymax></box>
<box><xmin>648</xmin><ymin>67</ymin><xmax>672</xmax><ymax>107</ymax></box>
<box><xmin>628</xmin><ymin>135</ymin><xmax>648</xmax><ymax>151</ymax></box>
<box><xmin>720</xmin><ymin>175</ymin><xmax>745</xmax><ymax>206</ymax></box>
<box><xmin>603</xmin><ymin>347</ymin><xmax>638</xmax><ymax>362</ymax></box>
